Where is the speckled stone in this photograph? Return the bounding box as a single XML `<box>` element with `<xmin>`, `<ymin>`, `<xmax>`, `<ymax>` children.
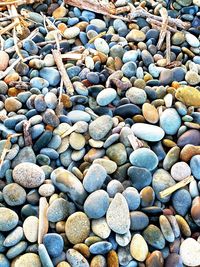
<box><xmin>180</xmin><ymin>238</ymin><xmax>200</xmax><ymax>267</ymax></box>
<box><xmin>89</xmin><ymin>115</ymin><xmax>113</xmax><ymax>140</ymax></box>
<box><xmin>0</xmin><ymin>208</ymin><xmax>18</xmax><ymax>232</ymax></box>
<box><xmin>143</xmin><ymin>224</ymin><xmax>165</xmax><ymax>250</ymax></box>
<box><xmin>170</xmin><ymin>161</ymin><xmax>191</xmax><ymax>181</ymax></box>
<box><xmin>106</xmin><ymin>143</ymin><xmax>127</xmax><ymax>166</ymax></box>
<box><xmin>12</xmin><ymin>253</ymin><xmax>41</xmax><ymax>267</ymax></box>
<box><xmin>23</xmin><ymin>216</ymin><xmax>38</xmax><ymax>243</ymax></box>
<box><xmin>130</xmin><ymin>234</ymin><xmax>148</xmax><ymax>262</ymax></box>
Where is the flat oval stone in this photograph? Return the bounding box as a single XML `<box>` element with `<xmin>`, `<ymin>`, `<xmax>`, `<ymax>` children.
<box><xmin>130</xmin><ymin>234</ymin><xmax>148</xmax><ymax>262</ymax></box>
<box><xmin>67</xmin><ymin>110</ymin><xmax>91</xmax><ymax>123</ymax></box>
<box><xmin>142</xmin><ymin>103</ymin><xmax>159</xmax><ymax>124</ymax></box>
<box><xmin>146</xmin><ymin>251</ymin><xmax>164</xmax><ymax>267</ymax></box>
<box><xmin>177</xmin><ymin>129</ymin><xmax>200</xmax><ymax>147</ymax></box>
<box><xmin>66</xmin><ymin>249</ymin><xmax>89</xmax><ymax>267</ymax></box>
<box><xmin>64</xmin><ymin>27</ymin><xmax>80</xmax><ymax>39</ymax></box>
<box><xmin>84</xmin><ymin>190</ymin><xmax>109</xmax><ymax>219</ymax></box>
<box><xmin>13</xmin><ymin>253</ymin><xmax>41</xmax><ymax>267</ymax></box>
<box><xmin>180</xmin><ymin>238</ymin><xmax>200</xmax><ymax>267</ymax></box>
<box><xmin>152</xmin><ymin>169</ymin><xmax>176</xmax><ymax>202</ymax></box>
<box><xmin>13</xmin><ymin>162</ymin><xmax>45</xmax><ymax>188</ymax></box>
<box><xmin>89</xmin><ymin>115</ymin><xmax>113</xmax><ymax>140</ymax></box>
<box><xmin>91</xmin><ymin>218</ymin><xmax>111</xmax><ymax>239</ymax></box>
<box><xmin>160</xmin><ymin>108</ymin><xmax>181</xmax><ymax>135</ymax></box>
<box><xmin>0</xmin><ymin>208</ymin><xmax>18</xmax><ymax>231</ymax></box>
<box><xmin>40</xmin><ymin>67</ymin><xmax>60</xmax><ymax>86</ymax></box>
<box><xmin>91</xmin><ymin>255</ymin><xmax>106</xmax><ymax>267</ymax></box>
<box><xmin>47</xmin><ymin>198</ymin><xmax>69</xmax><ymax>222</ymax></box>
<box><xmin>131</xmin><ymin>123</ymin><xmax>165</xmax><ymax>142</ymax></box>
<box><xmin>106</xmin><ymin>193</ymin><xmax>130</xmax><ymax>234</ymax></box>
<box><xmin>94</xmin><ymin>38</ymin><xmax>109</xmax><ymax>54</ymax></box>
<box><xmin>51</xmin><ymin>168</ymin><xmax>87</xmax><ymax>205</ymax></box>
<box><xmin>126</xmin><ymin>87</ymin><xmax>147</xmax><ymax>105</ymax></box>
<box><xmin>106</xmin><ymin>143</ymin><xmax>127</xmax><ymax>166</ymax></box>
<box><xmin>93</xmin><ymin>159</ymin><xmax>117</xmax><ymax>174</ymax></box>
<box><xmin>185</xmin><ymin>32</ymin><xmax>200</xmax><ymax>47</ymax></box>
<box><xmin>113</xmin><ymin>104</ymin><xmax>141</xmax><ymax>118</ymax></box>
<box><xmin>163</xmin><ymin>146</ymin><xmax>180</xmax><ymax>170</ymax></box>
<box><xmin>3</xmin><ymin>183</ymin><xmax>26</xmax><ymax>206</ymax></box>
<box><xmin>115</xmin><ymin>231</ymin><xmax>131</xmax><ymax>247</ymax></box>
<box><xmin>65</xmin><ymin>212</ymin><xmax>90</xmax><ymax>244</ymax></box>
<box><xmin>130</xmin><ymin>211</ymin><xmax>149</xmax><ymax>231</ymax></box>
<box><xmin>11</xmin><ymin>146</ymin><xmax>36</xmax><ymax>168</ymax></box>
<box><xmin>159</xmin><ymin>215</ymin><xmax>175</xmax><ymax>243</ymax></box>
<box><xmin>190</xmin><ymin>155</ymin><xmax>200</xmax><ymax>180</ymax></box>
<box><xmin>3</xmin><ymin>226</ymin><xmax>23</xmax><ymax>247</ymax></box>
<box><xmin>128</xmin><ymin>166</ymin><xmax>152</xmax><ymax>190</ymax></box>
<box><xmin>43</xmin><ymin>233</ymin><xmax>64</xmax><ymax>258</ymax></box>
<box><xmin>89</xmin><ymin>241</ymin><xmax>112</xmax><ymax>254</ymax></box>
<box><xmin>23</xmin><ymin>216</ymin><xmax>38</xmax><ymax>243</ymax></box>
<box><xmin>83</xmin><ymin>164</ymin><xmax>107</xmax><ymax>193</ymax></box>
<box><xmin>96</xmin><ymin>88</ymin><xmax>117</xmax><ymax>106</ymax></box>
<box><xmin>129</xmin><ymin>148</ymin><xmax>158</xmax><ymax>171</ymax></box>
<box><xmin>143</xmin><ymin>224</ymin><xmax>165</xmax><ymax>249</ymax></box>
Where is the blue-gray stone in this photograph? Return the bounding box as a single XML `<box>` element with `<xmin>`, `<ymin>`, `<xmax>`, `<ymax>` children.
<box><xmin>96</xmin><ymin>88</ymin><xmax>117</xmax><ymax>106</ymax></box>
<box><xmin>33</xmin><ymin>130</ymin><xmax>53</xmax><ymax>152</ymax></box>
<box><xmin>30</xmin><ymin>77</ymin><xmax>49</xmax><ymax>89</ymax></box>
<box><xmin>4</xmin><ymin>115</ymin><xmax>27</xmax><ymax>129</ymax></box>
<box><xmin>66</xmin><ymin>248</ymin><xmax>89</xmax><ymax>267</ymax></box>
<box><xmin>40</xmin><ymin>148</ymin><xmax>59</xmax><ymax>159</ymax></box>
<box><xmin>83</xmin><ymin>164</ymin><xmax>107</xmax><ymax>192</ymax></box>
<box><xmin>129</xmin><ymin>148</ymin><xmax>158</xmax><ymax>171</ymax></box>
<box><xmin>42</xmin><ymin>109</ymin><xmax>59</xmax><ymax>128</ymax></box>
<box><xmin>143</xmin><ymin>224</ymin><xmax>165</xmax><ymax>249</ymax></box>
<box><xmin>6</xmin><ymin>241</ymin><xmax>27</xmax><ymax>259</ymax></box>
<box><xmin>48</xmin><ymin>135</ymin><xmax>61</xmax><ymax>149</ymax></box>
<box><xmin>31</xmin><ymin>124</ymin><xmax>45</xmax><ymax>139</ymax></box>
<box><xmin>0</xmin><ymin>233</ymin><xmax>5</xmax><ymax>253</ymax></box>
<box><xmin>172</xmin><ymin>189</ymin><xmax>192</xmax><ymax>216</ymax></box>
<box><xmin>0</xmin><ymin>160</ymin><xmax>10</xmax><ymax>179</ymax></box>
<box><xmin>131</xmin><ymin>123</ymin><xmax>165</xmax><ymax>142</ymax></box>
<box><xmin>160</xmin><ymin>108</ymin><xmax>181</xmax><ymax>135</ymax></box>
<box><xmin>121</xmin><ymin>62</ymin><xmax>137</xmax><ymax>78</ymax></box>
<box><xmin>43</xmin><ymin>233</ymin><xmax>64</xmax><ymax>258</ymax></box>
<box><xmin>84</xmin><ymin>190</ymin><xmax>109</xmax><ymax>219</ymax></box>
<box><xmin>12</xmin><ymin>146</ymin><xmax>36</xmax><ymax>168</ymax></box>
<box><xmin>122</xmin><ymin>187</ymin><xmax>140</xmax><ymax>211</ymax></box>
<box><xmin>36</xmin><ymin>154</ymin><xmax>50</xmax><ymax>165</ymax></box>
<box><xmin>0</xmin><ymin>254</ymin><xmax>10</xmax><ymax>267</ymax></box>
<box><xmin>130</xmin><ymin>211</ymin><xmax>149</xmax><ymax>231</ymax></box>
<box><xmin>89</xmin><ymin>241</ymin><xmax>112</xmax><ymax>254</ymax></box>
<box><xmin>0</xmin><ymin>208</ymin><xmax>18</xmax><ymax>231</ymax></box>
<box><xmin>40</xmin><ymin>67</ymin><xmax>61</xmax><ymax>86</ymax></box>
<box><xmin>3</xmin><ymin>226</ymin><xmax>23</xmax><ymax>247</ymax></box>
<box><xmin>23</xmin><ymin>40</ymin><xmax>38</xmax><ymax>54</ymax></box>
<box><xmin>190</xmin><ymin>155</ymin><xmax>200</xmax><ymax>180</ymax></box>
<box><xmin>38</xmin><ymin>244</ymin><xmax>54</xmax><ymax>267</ymax></box>
<box><xmin>67</xmin><ymin>110</ymin><xmax>91</xmax><ymax>123</ymax></box>
<box><xmin>67</xmin><ymin>66</ymin><xmax>81</xmax><ymax>79</ymax></box>
<box><xmin>47</xmin><ymin>198</ymin><xmax>69</xmax><ymax>222</ymax></box>
<box><xmin>122</xmin><ymin>50</ymin><xmax>138</xmax><ymax>63</ymax></box>
<box><xmin>151</xmin><ymin>141</ymin><xmax>166</xmax><ymax>161</ymax></box>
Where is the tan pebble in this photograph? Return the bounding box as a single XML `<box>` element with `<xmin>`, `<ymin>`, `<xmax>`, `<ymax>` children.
<box><xmin>53</xmin><ymin>6</ymin><xmax>67</xmax><ymax>18</ymax></box>
<box><xmin>180</xmin><ymin>145</ymin><xmax>200</xmax><ymax>162</ymax></box>
<box><xmin>73</xmin><ymin>243</ymin><xmax>90</xmax><ymax>258</ymax></box>
<box><xmin>5</xmin><ymin>97</ymin><xmax>22</xmax><ymax>112</ymax></box>
<box><xmin>56</xmin><ymin>221</ymin><xmax>65</xmax><ymax>233</ymax></box>
<box><xmin>144</xmin><ymin>73</ymin><xmax>153</xmax><ymax>82</ymax></box>
<box><xmin>175</xmin><ymin>215</ymin><xmax>191</xmax><ymax>237</ymax></box>
<box><xmin>157</xmin><ymin>58</ymin><xmax>167</xmax><ymax>67</ymax></box>
<box><xmin>75</xmin><ymin>22</ymin><xmax>88</xmax><ymax>31</ymax></box>
<box><xmin>23</xmin><ymin>216</ymin><xmax>39</xmax><ymax>243</ymax></box>
<box><xmin>8</xmin><ymin>87</ymin><xmax>24</xmax><ymax>97</ymax></box>
<box><xmin>133</xmin><ymin>114</ymin><xmax>146</xmax><ymax>123</ymax></box>
<box><xmin>184</xmin><ymin>121</ymin><xmax>200</xmax><ymax>129</ymax></box>
<box><xmin>57</xmin><ymin>262</ymin><xmax>71</xmax><ymax>267</ymax></box>
<box><xmin>91</xmin><ymin>255</ymin><xmax>106</xmax><ymax>267</ymax></box>
<box><xmin>4</xmin><ymin>72</ymin><xmax>19</xmax><ymax>84</ymax></box>
<box><xmin>107</xmin><ymin>250</ymin><xmax>119</xmax><ymax>267</ymax></box>
<box><xmin>130</xmin><ymin>234</ymin><xmax>148</xmax><ymax>262</ymax></box>
<box><xmin>12</xmin><ymin>253</ymin><xmax>41</xmax><ymax>267</ymax></box>
<box><xmin>89</xmin><ymin>139</ymin><xmax>104</xmax><ymax>148</ymax></box>
<box><xmin>0</xmin><ymin>51</ymin><xmax>9</xmax><ymax>71</ymax></box>
<box><xmin>84</xmin><ymin>236</ymin><xmax>102</xmax><ymax>246</ymax></box>
<box><xmin>163</xmin><ymin>139</ymin><xmax>177</xmax><ymax>148</ymax></box>
<box><xmin>38</xmin><ymin>197</ymin><xmax>49</xmax><ymax>244</ymax></box>
<box><xmin>142</xmin><ymin>103</ymin><xmax>159</xmax><ymax>124</ymax></box>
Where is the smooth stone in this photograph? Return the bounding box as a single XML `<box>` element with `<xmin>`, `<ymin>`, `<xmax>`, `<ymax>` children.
<box><xmin>0</xmin><ymin>208</ymin><xmax>18</xmax><ymax>231</ymax></box>
<box><xmin>159</xmin><ymin>215</ymin><xmax>175</xmax><ymax>243</ymax></box>
<box><xmin>84</xmin><ymin>190</ymin><xmax>109</xmax><ymax>219</ymax></box>
<box><xmin>185</xmin><ymin>32</ymin><xmax>200</xmax><ymax>47</ymax></box>
<box><xmin>113</xmin><ymin>103</ymin><xmax>141</xmax><ymax>118</ymax></box>
<box><xmin>107</xmin><ymin>250</ymin><xmax>119</xmax><ymax>267</ymax></box>
<box><xmin>191</xmin><ymin>197</ymin><xmax>200</xmax><ymax>226</ymax></box>
<box><xmin>130</xmin><ymin>211</ymin><xmax>149</xmax><ymax>231</ymax></box>
<box><xmin>30</xmin><ymin>77</ymin><xmax>49</xmax><ymax>89</ymax></box>
<box><xmin>3</xmin><ymin>226</ymin><xmax>23</xmax><ymax>247</ymax></box>
<box><xmin>90</xmin><ymin>255</ymin><xmax>106</xmax><ymax>267</ymax></box>
<box><xmin>190</xmin><ymin>155</ymin><xmax>200</xmax><ymax>180</ymax></box>
<box><xmin>143</xmin><ymin>224</ymin><xmax>165</xmax><ymax>249</ymax></box>
<box><xmin>171</xmin><ymin>162</ymin><xmax>191</xmax><ymax>181</ymax></box>
<box><xmin>152</xmin><ymin>169</ymin><xmax>176</xmax><ymax>202</ymax></box>
<box><xmin>118</xmin><ymin>245</ymin><xmax>133</xmax><ymax>266</ymax></box>
<box><xmin>0</xmin><ymin>254</ymin><xmax>9</xmax><ymax>267</ymax></box>
<box><xmin>121</xmin><ymin>62</ymin><xmax>137</xmax><ymax>78</ymax></box>
<box><xmin>42</xmin><ymin>109</ymin><xmax>59</xmax><ymax>128</ymax></box>
<box><xmin>13</xmin><ymin>253</ymin><xmax>41</xmax><ymax>267</ymax></box>
<box><xmin>175</xmin><ymin>86</ymin><xmax>200</xmax><ymax>107</ymax></box>
<box><xmin>64</xmin><ymin>26</ymin><xmax>80</xmax><ymax>39</ymax></box>
<box><xmin>180</xmin><ymin>144</ymin><xmax>200</xmax><ymax>162</ymax></box>
<box><xmin>66</xmin><ymin>249</ymin><xmax>89</xmax><ymax>267</ymax></box>
<box><xmin>142</xmin><ymin>103</ymin><xmax>159</xmax><ymax>124</ymax></box>
<box><xmin>128</xmin><ymin>166</ymin><xmax>152</xmax><ymax>190</ymax></box>
<box><xmin>6</xmin><ymin>241</ymin><xmax>28</xmax><ymax>259</ymax></box>
<box><xmin>129</xmin><ymin>148</ymin><xmax>158</xmax><ymax>171</ymax></box>
<box><xmin>43</xmin><ymin>233</ymin><xmax>64</xmax><ymax>258</ymax></box>
<box><xmin>126</xmin><ymin>29</ymin><xmax>146</xmax><ymax>42</ymax></box>
<box><xmin>93</xmin><ymin>159</ymin><xmax>117</xmax><ymax>174</ymax></box>
<box><xmin>47</xmin><ymin>198</ymin><xmax>69</xmax><ymax>222</ymax></box>
<box><xmin>38</xmin><ymin>244</ymin><xmax>54</xmax><ymax>267</ymax></box>
<box><xmin>40</xmin><ymin>67</ymin><xmax>60</xmax><ymax>86</ymax></box>
<box><xmin>130</xmin><ymin>234</ymin><xmax>148</xmax><ymax>262</ymax></box>
<box><xmin>69</xmin><ymin>132</ymin><xmax>85</xmax><ymax>150</ymax></box>
<box><xmin>122</xmin><ymin>187</ymin><xmax>140</xmax><ymax>211</ymax></box>
<box><xmin>94</xmin><ymin>38</ymin><xmax>109</xmax><ymax>54</ymax></box>
<box><xmin>126</xmin><ymin>87</ymin><xmax>147</xmax><ymax>105</ymax></box>
<box><xmin>163</xmin><ymin>146</ymin><xmax>180</xmax><ymax>170</ymax></box>
<box><xmin>140</xmin><ymin>186</ymin><xmax>155</xmax><ymax>207</ymax></box>
<box><xmin>67</xmin><ymin>110</ymin><xmax>90</xmax><ymax>123</ymax></box>
<box><xmin>106</xmin><ymin>143</ymin><xmax>127</xmax><ymax>166</ymax></box>
<box><xmin>185</xmin><ymin>71</ymin><xmax>200</xmax><ymax>85</ymax></box>
<box><xmin>13</xmin><ymin>162</ymin><xmax>45</xmax><ymax>188</ymax></box>
<box><xmin>180</xmin><ymin>238</ymin><xmax>200</xmax><ymax>266</ymax></box>
<box><xmin>89</xmin><ymin>115</ymin><xmax>113</xmax><ymax>140</ymax></box>
<box><xmin>177</xmin><ymin>129</ymin><xmax>200</xmax><ymax>147</ymax></box>
<box><xmin>96</xmin><ymin>88</ymin><xmax>117</xmax><ymax>106</ymax></box>
<box><xmin>3</xmin><ymin>183</ymin><xmax>26</xmax><ymax>206</ymax></box>
<box><xmin>83</xmin><ymin>164</ymin><xmax>107</xmax><ymax>192</ymax></box>
<box><xmin>172</xmin><ymin>189</ymin><xmax>192</xmax><ymax>216</ymax></box>
<box><xmin>89</xmin><ymin>241</ymin><xmax>112</xmax><ymax>254</ymax></box>
<box><xmin>44</xmin><ymin>92</ymin><xmax>57</xmax><ymax>109</ymax></box>
<box><xmin>165</xmin><ymin>253</ymin><xmax>183</xmax><ymax>267</ymax></box>
<box><xmin>91</xmin><ymin>218</ymin><xmax>111</xmax><ymax>239</ymax></box>
<box><xmin>160</xmin><ymin>108</ymin><xmax>181</xmax><ymax>135</ymax></box>
<box><xmin>115</xmin><ymin>230</ymin><xmax>131</xmax><ymax>247</ymax></box>
<box><xmin>146</xmin><ymin>251</ymin><xmax>164</xmax><ymax>267</ymax></box>
<box><xmin>11</xmin><ymin>146</ymin><xmax>36</xmax><ymax>168</ymax></box>
<box><xmin>106</xmin><ymin>193</ymin><xmax>130</xmax><ymax>234</ymax></box>
<box><xmin>51</xmin><ymin>168</ymin><xmax>87</xmax><ymax>205</ymax></box>
<box><xmin>131</xmin><ymin>123</ymin><xmax>165</xmax><ymax>142</ymax></box>
<box><xmin>65</xmin><ymin>212</ymin><xmax>90</xmax><ymax>244</ymax></box>
<box><xmin>123</xmin><ymin>50</ymin><xmax>138</xmax><ymax>63</ymax></box>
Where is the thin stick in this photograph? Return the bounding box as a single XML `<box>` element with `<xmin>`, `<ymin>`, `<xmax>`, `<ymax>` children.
<box><xmin>58</xmin><ymin>79</ymin><xmax>63</xmax><ymax>105</ymax></box>
<box><xmin>23</xmin><ymin>121</ymin><xmax>32</xmax><ymax>146</ymax></box>
<box><xmin>8</xmin><ymin>4</ymin><xmax>22</xmax><ymax>34</ymax></box>
<box><xmin>159</xmin><ymin>176</ymin><xmax>194</xmax><ymax>199</ymax></box>
<box><xmin>61</xmin><ymin>53</ymin><xmax>83</xmax><ymax>60</ymax></box>
<box><xmin>166</xmin><ymin>31</ymin><xmax>171</xmax><ymax>65</ymax></box>
<box><xmin>38</xmin><ymin>197</ymin><xmax>49</xmax><ymax>244</ymax></box>
<box><xmin>13</xmin><ymin>27</ymin><xmax>24</xmax><ymax>60</ymax></box>
<box><xmin>52</xmin><ymin>49</ymin><xmax>74</xmax><ymax>95</ymax></box>
<box><xmin>128</xmin><ymin>134</ymin><xmax>144</xmax><ymax>150</ymax></box>
<box><xmin>146</xmin><ymin>18</ymin><xmax>178</xmax><ymax>33</ymax></box>
<box><xmin>157</xmin><ymin>7</ymin><xmax>168</xmax><ymax>50</ymax></box>
<box><xmin>89</xmin><ymin>31</ymin><xmax>106</xmax><ymax>44</ymax></box>
<box><xmin>0</xmin><ymin>20</ymin><xmax>18</xmax><ymax>35</ymax></box>
<box><xmin>0</xmin><ymin>14</ymin><xmax>20</xmax><ymax>21</ymax></box>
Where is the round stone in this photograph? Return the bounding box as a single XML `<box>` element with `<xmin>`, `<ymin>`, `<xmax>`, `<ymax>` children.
<box><xmin>47</xmin><ymin>198</ymin><xmax>69</xmax><ymax>222</ymax></box>
<box><xmin>0</xmin><ymin>51</ymin><xmax>9</xmax><ymax>71</ymax></box>
<box><xmin>13</xmin><ymin>162</ymin><xmax>45</xmax><ymax>188</ymax></box>
<box><xmin>185</xmin><ymin>71</ymin><xmax>200</xmax><ymax>85</ymax></box>
<box><xmin>40</xmin><ymin>67</ymin><xmax>60</xmax><ymax>86</ymax></box>
<box><xmin>115</xmin><ymin>231</ymin><xmax>131</xmax><ymax>247</ymax></box>
<box><xmin>84</xmin><ymin>190</ymin><xmax>109</xmax><ymax>219</ymax></box>
<box><xmin>23</xmin><ymin>216</ymin><xmax>38</xmax><ymax>243</ymax></box>
<box><xmin>5</xmin><ymin>97</ymin><xmax>22</xmax><ymax>112</ymax></box>
<box><xmin>143</xmin><ymin>224</ymin><xmax>165</xmax><ymax>250</ymax></box>
<box><xmin>126</xmin><ymin>87</ymin><xmax>147</xmax><ymax>105</ymax></box>
<box><xmin>89</xmin><ymin>115</ymin><xmax>113</xmax><ymax>140</ymax></box>
<box><xmin>13</xmin><ymin>253</ymin><xmax>41</xmax><ymax>267</ymax></box>
<box><xmin>65</xmin><ymin>212</ymin><xmax>90</xmax><ymax>244</ymax></box>
<box><xmin>43</xmin><ymin>233</ymin><xmax>64</xmax><ymax>258</ymax></box>
<box><xmin>3</xmin><ymin>183</ymin><xmax>26</xmax><ymax>206</ymax></box>
<box><xmin>93</xmin><ymin>159</ymin><xmax>117</xmax><ymax>174</ymax></box>
<box><xmin>128</xmin><ymin>166</ymin><xmax>152</xmax><ymax>190</ymax></box>
<box><xmin>0</xmin><ymin>208</ymin><xmax>18</xmax><ymax>231</ymax></box>
<box><xmin>96</xmin><ymin>88</ymin><xmax>117</xmax><ymax>106</ymax></box>
<box><xmin>126</xmin><ymin>29</ymin><xmax>146</xmax><ymax>42</ymax></box>
<box><xmin>91</xmin><ymin>218</ymin><xmax>111</xmax><ymax>239</ymax></box>
<box><xmin>180</xmin><ymin>238</ymin><xmax>200</xmax><ymax>266</ymax></box>
<box><xmin>170</xmin><ymin>162</ymin><xmax>191</xmax><ymax>181</ymax></box>
<box><xmin>106</xmin><ymin>143</ymin><xmax>127</xmax><ymax>166</ymax></box>
<box><xmin>130</xmin><ymin>211</ymin><xmax>149</xmax><ymax>231</ymax></box>
<box><xmin>69</xmin><ymin>132</ymin><xmax>85</xmax><ymax>150</ymax></box>
<box><xmin>131</xmin><ymin>123</ymin><xmax>165</xmax><ymax>142</ymax></box>
<box><xmin>94</xmin><ymin>38</ymin><xmax>109</xmax><ymax>54</ymax></box>
<box><xmin>122</xmin><ymin>187</ymin><xmax>140</xmax><ymax>211</ymax></box>
<box><xmin>190</xmin><ymin>155</ymin><xmax>200</xmax><ymax>180</ymax></box>
<box><xmin>64</xmin><ymin>26</ymin><xmax>80</xmax><ymax>39</ymax></box>
<box><xmin>106</xmin><ymin>193</ymin><xmax>130</xmax><ymax>234</ymax></box>
<box><xmin>129</xmin><ymin>148</ymin><xmax>158</xmax><ymax>171</ymax></box>
<box><xmin>160</xmin><ymin>108</ymin><xmax>181</xmax><ymax>135</ymax></box>
<box><xmin>130</xmin><ymin>234</ymin><xmax>148</xmax><ymax>262</ymax></box>
<box><xmin>122</xmin><ymin>50</ymin><xmax>138</xmax><ymax>63</ymax></box>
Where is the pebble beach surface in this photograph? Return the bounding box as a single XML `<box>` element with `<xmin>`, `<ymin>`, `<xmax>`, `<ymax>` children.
<box><xmin>0</xmin><ymin>0</ymin><xmax>200</xmax><ymax>266</ymax></box>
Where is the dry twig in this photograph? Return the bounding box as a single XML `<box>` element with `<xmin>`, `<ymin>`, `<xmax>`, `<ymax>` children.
<box><xmin>166</xmin><ymin>30</ymin><xmax>171</xmax><ymax>65</ymax></box>
<box><xmin>23</xmin><ymin>121</ymin><xmax>32</xmax><ymax>146</ymax></box>
<box><xmin>157</xmin><ymin>7</ymin><xmax>168</xmax><ymax>50</ymax></box>
<box><xmin>38</xmin><ymin>197</ymin><xmax>49</xmax><ymax>244</ymax></box>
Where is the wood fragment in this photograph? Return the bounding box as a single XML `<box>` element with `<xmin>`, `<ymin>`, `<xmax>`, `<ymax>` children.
<box><xmin>166</xmin><ymin>30</ymin><xmax>171</xmax><ymax>65</ymax></box>
<box><xmin>128</xmin><ymin>134</ymin><xmax>144</xmax><ymax>150</ymax></box>
<box><xmin>13</xmin><ymin>27</ymin><xmax>24</xmax><ymax>60</ymax></box>
<box><xmin>52</xmin><ymin>49</ymin><xmax>74</xmax><ymax>95</ymax></box>
<box><xmin>157</xmin><ymin>7</ymin><xmax>168</xmax><ymax>50</ymax></box>
<box><xmin>8</xmin><ymin>4</ymin><xmax>22</xmax><ymax>34</ymax></box>
<box><xmin>23</xmin><ymin>121</ymin><xmax>32</xmax><ymax>146</ymax></box>
<box><xmin>0</xmin><ymin>0</ymin><xmax>44</xmax><ymax>6</ymax></box>
<box><xmin>89</xmin><ymin>31</ymin><xmax>106</xmax><ymax>44</ymax></box>
<box><xmin>146</xmin><ymin>18</ymin><xmax>178</xmax><ymax>33</ymax></box>
<box><xmin>159</xmin><ymin>176</ymin><xmax>194</xmax><ymax>199</ymax></box>
<box><xmin>0</xmin><ymin>14</ymin><xmax>19</xmax><ymax>21</ymax></box>
<box><xmin>0</xmin><ymin>20</ymin><xmax>18</xmax><ymax>35</ymax></box>
<box><xmin>61</xmin><ymin>53</ymin><xmax>83</xmax><ymax>60</ymax></box>
<box><xmin>38</xmin><ymin>197</ymin><xmax>49</xmax><ymax>244</ymax></box>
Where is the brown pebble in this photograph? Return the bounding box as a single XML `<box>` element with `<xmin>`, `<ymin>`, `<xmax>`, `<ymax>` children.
<box><xmin>175</xmin><ymin>215</ymin><xmax>191</xmax><ymax>237</ymax></box>
<box><xmin>56</xmin><ymin>221</ymin><xmax>65</xmax><ymax>233</ymax></box>
<box><xmin>5</xmin><ymin>97</ymin><xmax>22</xmax><ymax>112</ymax></box>
<box><xmin>91</xmin><ymin>255</ymin><xmax>106</xmax><ymax>267</ymax></box>
<box><xmin>191</xmin><ymin>197</ymin><xmax>200</xmax><ymax>226</ymax></box>
<box><xmin>0</xmin><ymin>51</ymin><xmax>9</xmax><ymax>71</ymax></box>
<box><xmin>163</xmin><ymin>139</ymin><xmax>177</xmax><ymax>148</ymax></box>
<box><xmin>107</xmin><ymin>250</ymin><xmax>119</xmax><ymax>267</ymax></box>
<box><xmin>76</xmin><ymin>22</ymin><xmax>89</xmax><ymax>31</ymax></box>
<box><xmin>8</xmin><ymin>87</ymin><xmax>24</xmax><ymax>97</ymax></box>
<box><xmin>4</xmin><ymin>72</ymin><xmax>19</xmax><ymax>84</ymax></box>
<box><xmin>180</xmin><ymin>145</ymin><xmax>200</xmax><ymax>162</ymax></box>
<box><xmin>146</xmin><ymin>251</ymin><xmax>164</xmax><ymax>267</ymax></box>
<box><xmin>142</xmin><ymin>103</ymin><xmax>159</xmax><ymax>124</ymax></box>
<box><xmin>133</xmin><ymin>114</ymin><xmax>146</xmax><ymax>123</ymax></box>
<box><xmin>73</xmin><ymin>243</ymin><xmax>90</xmax><ymax>258</ymax></box>
<box><xmin>52</xmin><ymin>6</ymin><xmax>67</xmax><ymax>18</ymax></box>
<box><xmin>61</xmin><ymin>94</ymin><xmax>72</xmax><ymax>108</ymax></box>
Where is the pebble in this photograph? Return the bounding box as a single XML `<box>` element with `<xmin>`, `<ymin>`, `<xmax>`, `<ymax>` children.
<box><xmin>39</xmin><ymin>67</ymin><xmax>60</xmax><ymax>86</ymax></box>
<box><xmin>175</xmin><ymin>86</ymin><xmax>200</xmax><ymax>107</ymax></box>
<box><xmin>66</xmin><ymin>248</ymin><xmax>89</xmax><ymax>267</ymax></box>
<box><xmin>190</xmin><ymin>155</ymin><xmax>200</xmax><ymax>180</ymax></box>
<box><xmin>129</xmin><ymin>148</ymin><xmax>159</xmax><ymax>171</ymax></box>
<box><xmin>170</xmin><ymin>161</ymin><xmax>191</xmax><ymax>181</ymax></box>
<box><xmin>91</xmin><ymin>218</ymin><xmax>111</xmax><ymax>239</ymax></box>
<box><xmin>126</xmin><ymin>87</ymin><xmax>147</xmax><ymax>105</ymax></box>
<box><xmin>0</xmin><ymin>208</ymin><xmax>18</xmax><ymax>231</ymax></box>
<box><xmin>94</xmin><ymin>38</ymin><xmax>110</xmax><ymax>54</ymax></box>
<box><xmin>64</xmin><ymin>26</ymin><xmax>80</xmax><ymax>39</ymax></box>
<box><xmin>142</xmin><ymin>103</ymin><xmax>159</xmax><ymax>124</ymax></box>
<box><xmin>89</xmin><ymin>115</ymin><xmax>113</xmax><ymax>140</ymax></box>
<box><xmin>128</xmin><ymin>166</ymin><xmax>152</xmax><ymax>190</ymax></box>
<box><xmin>143</xmin><ymin>224</ymin><xmax>165</xmax><ymax>250</ymax></box>
<box><xmin>89</xmin><ymin>241</ymin><xmax>112</xmax><ymax>254</ymax></box>
<box><xmin>0</xmin><ymin>51</ymin><xmax>9</xmax><ymax>71</ymax></box>
<box><xmin>3</xmin><ymin>183</ymin><xmax>26</xmax><ymax>206</ymax></box>
<box><xmin>130</xmin><ymin>211</ymin><xmax>149</xmax><ymax>231</ymax></box>
<box><xmin>131</xmin><ymin>123</ymin><xmax>165</xmax><ymax>142</ymax></box>
<box><xmin>106</xmin><ymin>143</ymin><xmax>127</xmax><ymax>165</ymax></box>
<box><xmin>43</xmin><ymin>233</ymin><xmax>64</xmax><ymax>258</ymax></box>
<box><xmin>47</xmin><ymin>198</ymin><xmax>69</xmax><ymax>222</ymax></box>
<box><xmin>185</xmin><ymin>32</ymin><xmax>200</xmax><ymax>47</ymax></box>
<box><xmin>96</xmin><ymin>88</ymin><xmax>117</xmax><ymax>106</ymax></box>
<box><xmin>177</xmin><ymin>129</ymin><xmax>200</xmax><ymax>147</ymax></box>
<box><xmin>126</xmin><ymin>29</ymin><xmax>146</xmax><ymax>42</ymax></box>
<box><xmin>23</xmin><ymin>216</ymin><xmax>38</xmax><ymax>243</ymax></box>
<box><xmin>65</xmin><ymin>212</ymin><xmax>90</xmax><ymax>244</ymax></box>
<box><xmin>106</xmin><ymin>193</ymin><xmax>130</xmax><ymax>234</ymax></box>
<box><xmin>13</xmin><ymin>253</ymin><xmax>41</xmax><ymax>267</ymax></box>
<box><xmin>122</xmin><ymin>187</ymin><xmax>140</xmax><ymax>211</ymax></box>
<box><xmin>160</xmin><ymin>108</ymin><xmax>181</xmax><ymax>135</ymax></box>
<box><xmin>146</xmin><ymin>251</ymin><xmax>164</xmax><ymax>267</ymax></box>
<box><xmin>180</xmin><ymin>238</ymin><xmax>200</xmax><ymax>266</ymax></box>
<box><xmin>130</xmin><ymin>234</ymin><xmax>148</xmax><ymax>262</ymax></box>
<box><xmin>13</xmin><ymin>162</ymin><xmax>45</xmax><ymax>188</ymax></box>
